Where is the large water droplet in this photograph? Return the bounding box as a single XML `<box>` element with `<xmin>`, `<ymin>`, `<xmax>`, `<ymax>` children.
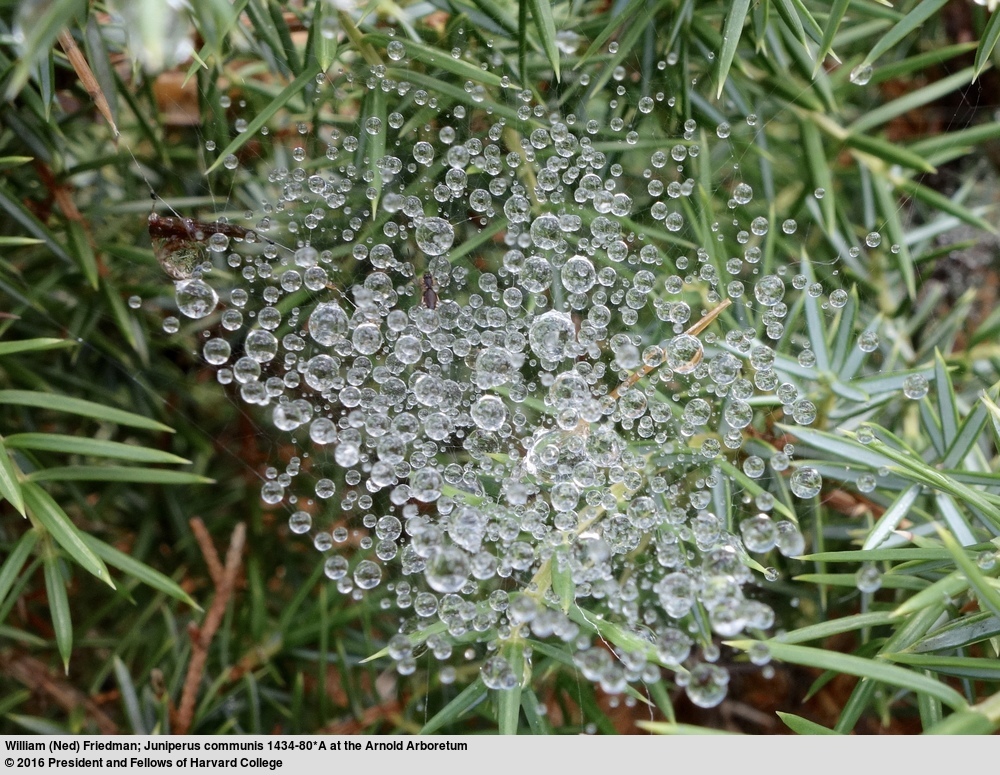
<box><xmin>790</xmin><ymin>466</ymin><xmax>823</xmax><ymax>498</ymax></box>
<box><xmin>528</xmin><ymin>310</ymin><xmax>576</xmax><ymax>362</ymax></box>
<box><xmin>902</xmin><ymin>373</ymin><xmax>929</xmax><ymax>400</ymax></box>
<box><xmin>685</xmin><ymin>663</ymin><xmax>730</xmax><ymax>708</ymax></box>
<box><xmin>175</xmin><ymin>279</ymin><xmax>218</xmax><ymax>319</ymax></box>
<box><xmin>850</xmin><ymin>64</ymin><xmax>873</xmax><ymax>85</ymax></box>
<box><xmin>415</xmin><ymin>217</ymin><xmax>455</xmax><ymax>256</ymax></box>
<box><xmin>425</xmin><ymin>546</ymin><xmax>471</xmax><ymax>593</ymax></box>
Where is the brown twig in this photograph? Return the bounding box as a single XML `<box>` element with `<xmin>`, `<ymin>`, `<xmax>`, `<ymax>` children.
<box><xmin>611</xmin><ymin>297</ymin><xmax>733</xmax><ymax>400</ymax></box>
<box><xmin>319</xmin><ymin>700</ymin><xmax>406</xmax><ymax>734</ymax></box>
<box><xmin>58</xmin><ymin>29</ymin><xmax>118</xmax><ymax>137</ymax></box>
<box><xmin>0</xmin><ymin>651</ymin><xmax>118</xmax><ymax>734</ymax></box>
<box><xmin>34</xmin><ymin>163</ymin><xmax>84</xmax><ymax>224</ymax></box>
<box><xmin>34</xmin><ymin>162</ymin><xmax>109</xmax><ymax>282</ymax></box>
<box><xmin>188</xmin><ymin>517</ymin><xmax>226</xmax><ymax>588</ymax></box>
<box><xmin>174</xmin><ymin>520</ymin><xmax>246</xmax><ymax>734</ymax></box>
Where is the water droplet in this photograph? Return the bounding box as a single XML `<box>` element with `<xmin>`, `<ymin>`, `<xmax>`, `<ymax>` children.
<box><xmin>666</xmin><ymin>334</ymin><xmax>703</xmax><ymax>374</ymax></box>
<box><xmin>387</xmin><ymin>40</ymin><xmax>406</xmax><ymax>60</ymax></box>
<box><xmin>775</xmin><ymin>521</ymin><xmax>805</xmax><ymax>557</ymax></box>
<box><xmin>857</xmin><ymin>473</ymin><xmax>877</xmax><ymax>493</ymax></box>
<box><xmin>529</xmin><ymin>213</ymin><xmax>562</xmax><ymax>249</ymax></box>
<box><xmin>528</xmin><ymin>310</ymin><xmax>576</xmax><ymax>362</ymax></box>
<box><xmin>790</xmin><ymin>467</ymin><xmax>822</xmax><ymax>498</ymax></box>
<box><xmin>855</xmin><ymin>563</ymin><xmax>882</xmax><ymax>593</ymax></box>
<box><xmin>175</xmin><ymin>279</ymin><xmax>219</xmax><ymax>319</ymax></box>
<box><xmin>754</xmin><ymin>275</ymin><xmax>785</xmax><ymax>307</ymax></box>
<box><xmin>791</xmin><ymin>398</ymin><xmax>816</xmax><ymax>425</ymax></box>
<box><xmin>748</xmin><ymin>642</ymin><xmax>771</xmax><ymax>665</ymax></box>
<box><xmin>481</xmin><ymin>656</ymin><xmax>517</xmax><ymax>690</ymax></box>
<box><xmin>289</xmin><ymin>511</ymin><xmax>312</xmax><ymax>534</ymax></box>
<box><xmin>741</xmin><ymin>514</ymin><xmax>777</xmax><ymax>553</ymax></box>
<box><xmin>425</xmin><ymin>546</ymin><xmax>471</xmax><ymax>593</ymax></box>
<box><xmin>850</xmin><ymin>64</ymin><xmax>873</xmax><ymax>86</ymax></box>
<box><xmin>203</xmin><ymin>338</ymin><xmax>231</xmax><ymax>365</ymax></box>
<box><xmin>733</xmin><ymin>182</ymin><xmax>752</xmax><ymax>204</ymax></box>
<box><xmin>685</xmin><ymin>663</ymin><xmax>729</xmax><ymax>708</ymax></box>
<box><xmin>415</xmin><ymin>217</ymin><xmax>455</xmax><ymax>256</ymax></box>
<box><xmin>245</xmin><ymin>329</ymin><xmax>278</xmax><ymax>363</ymax></box>
<box><xmin>902</xmin><ymin>373</ymin><xmax>929</xmax><ymax>400</ymax></box>
<box><xmin>560</xmin><ymin>255</ymin><xmax>596</xmax><ymax>293</ymax></box>
<box><xmin>743</xmin><ymin>456</ymin><xmax>765</xmax><ymax>478</ymax></box>
<box><xmin>354</xmin><ymin>560</ymin><xmax>383</xmax><ymax>589</ymax></box>
<box><xmin>858</xmin><ymin>331</ymin><xmax>879</xmax><ymax>353</ymax></box>
<box><xmin>324</xmin><ymin>556</ymin><xmax>348</xmax><ymax>580</ymax></box>
<box><xmin>977</xmin><ymin>551</ymin><xmax>997</xmax><ymax>571</ymax></box>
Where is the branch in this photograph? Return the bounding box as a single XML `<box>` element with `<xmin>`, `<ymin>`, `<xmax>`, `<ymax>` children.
<box><xmin>174</xmin><ymin>519</ymin><xmax>246</xmax><ymax>734</ymax></box>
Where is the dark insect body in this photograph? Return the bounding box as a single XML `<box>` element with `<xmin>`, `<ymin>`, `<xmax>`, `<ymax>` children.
<box><xmin>148</xmin><ymin>213</ymin><xmax>249</xmax><ymax>281</ymax></box>
<box><xmin>147</xmin><ymin>212</ymin><xmax>249</xmax><ymax>242</ymax></box>
<box><xmin>421</xmin><ymin>272</ymin><xmax>438</xmax><ymax>310</ymax></box>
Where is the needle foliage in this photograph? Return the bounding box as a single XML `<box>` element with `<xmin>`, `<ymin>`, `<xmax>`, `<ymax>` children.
<box><xmin>2</xmin><ymin>0</ymin><xmax>1000</xmax><ymax>735</ymax></box>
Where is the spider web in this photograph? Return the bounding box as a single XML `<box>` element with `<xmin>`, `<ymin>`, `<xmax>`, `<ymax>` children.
<box><xmin>55</xmin><ymin>10</ymin><xmax>967</xmax><ymax>708</ymax></box>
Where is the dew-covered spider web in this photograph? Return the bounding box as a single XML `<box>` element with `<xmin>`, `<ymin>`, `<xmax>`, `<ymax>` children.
<box><xmin>119</xmin><ymin>19</ymin><xmax>937</xmax><ymax>712</ymax></box>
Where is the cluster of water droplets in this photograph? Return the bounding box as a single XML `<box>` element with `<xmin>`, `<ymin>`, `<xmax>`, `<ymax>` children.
<box><xmin>153</xmin><ymin>46</ymin><xmax>864</xmax><ymax>710</ymax></box>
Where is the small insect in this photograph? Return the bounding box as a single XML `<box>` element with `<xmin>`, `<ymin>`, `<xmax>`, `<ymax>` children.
<box><xmin>421</xmin><ymin>272</ymin><xmax>438</xmax><ymax>310</ymax></box>
<box><xmin>148</xmin><ymin>212</ymin><xmax>249</xmax><ymax>281</ymax></box>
